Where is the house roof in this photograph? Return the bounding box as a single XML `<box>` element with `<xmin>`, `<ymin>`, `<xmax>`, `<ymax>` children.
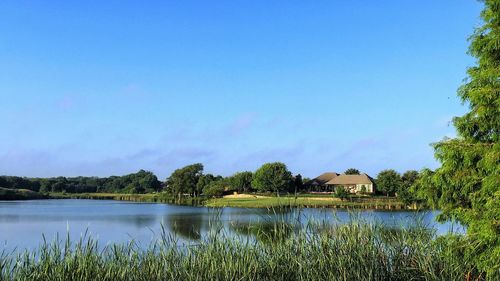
<box><xmin>306</xmin><ymin>172</ymin><xmax>338</xmax><ymax>185</ymax></box>
<box><xmin>326</xmin><ymin>173</ymin><xmax>373</xmax><ymax>185</ymax></box>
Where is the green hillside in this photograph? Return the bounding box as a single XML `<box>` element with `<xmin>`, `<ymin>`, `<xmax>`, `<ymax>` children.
<box><xmin>0</xmin><ymin>187</ymin><xmax>48</xmax><ymax>200</ymax></box>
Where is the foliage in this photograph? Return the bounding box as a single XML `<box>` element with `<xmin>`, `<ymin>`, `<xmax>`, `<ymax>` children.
<box><xmin>196</xmin><ymin>174</ymin><xmax>217</xmax><ymax>195</ymax></box>
<box><xmin>412</xmin><ymin>169</ymin><xmax>440</xmax><ymax>208</ymax></box>
<box><xmin>0</xmin><ymin>170</ymin><xmax>161</xmax><ymax>194</ymax></box>
<box><xmin>334</xmin><ymin>186</ymin><xmax>349</xmax><ymax>200</ymax></box>
<box><xmin>0</xmin><ymin>221</ymin><xmax>483</xmax><ymax>281</ymax></box>
<box><xmin>398</xmin><ymin>170</ymin><xmax>420</xmax><ymax>205</ymax></box>
<box><xmin>202</xmin><ymin>180</ymin><xmax>226</xmax><ymax>197</ymax></box>
<box><xmin>166</xmin><ymin>163</ymin><xmax>204</xmax><ymax>197</ymax></box>
<box><xmin>0</xmin><ymin>176</ymin><xmax>40</xmax><ymax>192</ymax></box>
<box><xmin>229</xmin><ymin>172</ymin><xmax>253</xmax><ymax>192</ymax></box>
<box><xmin>376</xmin><ymin>170</ymin><xmax>402</xmax><ymax>196</ymax></box>
<box><xmin>416</xmin><ymin>0</ymin><xmax>500</xmax><ymax>276</ymax></box>
<box><xmin>402</xmin><ymin>170</ymin><xmax>419</xmax><ymax>187</ymax></box>
<box><xmin>252</xmin><ymin>162</ymin><xmax>293</xmax><ymax>194</ymax></box>
<box><xmin>292</xmin><ymin>174</ymin><xmax>303</xmax><ymax>193</ymax></box>
<box><xmin>0</xmin><ymin>187</ymin><xmax>48</xmax><ymax>200</ymax></box>
<box><xmin>137</xmin><ymin>171</ymin><xmax>162</xmax><ymax>192</ymax></box>
<box><xmin>301</xmin><ymin>177</ymin><xmax>311</xmax><ymax>184</ymax></box>
<box><xmin>360</xmin><ymin>185</ymin><xmax>367</xmax><ymax>194</ymax></box>
<box><xmin>344</xmin><ymin>168</ymin><xmax>360</xmax><ymax>175</ymax></box>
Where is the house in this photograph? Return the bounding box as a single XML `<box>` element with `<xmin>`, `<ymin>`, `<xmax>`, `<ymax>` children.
<box><xmin>326</xmin><ymin>173</ymin><xmax>375</xmax><ymax>194</ymax></box>
<box><xmin>305</xmin><ymin>172</ymin><xmax>339</xmax><ymax>191</ymax></box>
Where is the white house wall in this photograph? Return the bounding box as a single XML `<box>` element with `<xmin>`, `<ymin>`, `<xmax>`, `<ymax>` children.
<box><xmin>355</xmin><ymin>184</ymin><xmax>373</xmax><ymax>193</ymax></box>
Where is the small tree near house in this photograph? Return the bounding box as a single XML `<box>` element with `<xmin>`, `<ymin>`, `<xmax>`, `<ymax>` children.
<box><xmin>360</xmin><ymin>185</ymin><xmax>367</xmax><ymax>194</ymax></box>
<box><xmin>335</xmin><ymin>186</ymin><xmax>349</xmax><ymax>201</ymax></box>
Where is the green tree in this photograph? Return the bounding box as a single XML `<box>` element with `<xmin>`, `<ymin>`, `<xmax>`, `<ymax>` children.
<box><xmin>419</xmin><ymin>1</ymin><xmax>499</xmax><ymax>277</ymax></box>
<box><xmin>137</xmin><ymin>171</ymin><xmax>161</xmax><ymax>193</ymax></box>
<box><xmin>402</xmin><ymin>170</ymin><xmax>419</xmax><ymax>187</ymax></box>
<box><xmin>360</xmin><ymin>185</ymin><xmax>367</xmax><ymax>194</ymax></box>
<box><xmin>398</xmin><ymin>170</ymin><xmax>420</xmax><ymax>205</ymax></box>
<box><xmin>229</xmin><ymin>172</ymin><xmax>253</xmax><ymax>192</ymax></box>
<box><xmin>334</xmin><ymin>186</ymin><xmax>349</xmax><ymax>201</ymax></box>
<box><xmin>52</xmin><ymin>177</ymin><xmax>68</xmax><ymax>193</ymax></box>
<box><xmin>202</xmin><ymin>180</ymin><xmax>226</xmax><ymax>197</ymax></box>
<box><xmin>376</xmin><ymin>170</ymin><xmax>402</xmax><ymax>197</ymax></box>
<box><xmin>344</xmin><ymin>168</ymin><xmax>360</xmax><ymax>175</ymax></box>
<box><xmin>411</xmin><ymin>169</ymin><xmax>440</xmax><ymax>208</ymax></box>
<box><xmin>292</xmin><ymin>174</ymin><xmax>303</xmax><ymax>193</ymax></box>
<box><xmin>0</xmin><ymin>177</ymin><xmax>7</xmax><ymax>188</ymax></box>
<box><xmin>252</xmin><ymin>162</ymin><xmax>293</xmax><ymax>195</ymax></box>
<box><xmin>196</xmin><ymin>174</ymin><xmax>216</xmax><ymax>195</ymax></box>
<box><xmin>166</xmin><ymin>163</ymin><xmax>204</xmax><ymax>197</ymax></box>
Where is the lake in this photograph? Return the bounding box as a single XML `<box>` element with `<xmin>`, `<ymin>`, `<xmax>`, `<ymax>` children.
<box><xmin>0</xmin><ymin>199</ymin><xmax>464</xmax><ymax>251</ymax></box>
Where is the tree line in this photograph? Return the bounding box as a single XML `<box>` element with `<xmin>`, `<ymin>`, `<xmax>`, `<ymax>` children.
<box><xmin>165</xmin><ymin>162</ymin><xmax>302</xmax><ymax>198</ymax></box>
<box><xmin>0</xmin><ymin>170</ymin><xmax>161</xmax><ymax>194</ymax></box>
<box><xmin>0</xmin><ymin>163</ymin><xmax>427</xmax><ymax>201</ymax></box>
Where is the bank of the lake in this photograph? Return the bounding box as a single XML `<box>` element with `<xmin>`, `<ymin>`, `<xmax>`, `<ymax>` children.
<box><xmin>206</xmin><ymin>194</ymin><xmax>411</xmax><ymax>210</ymax></box>
<box><xmin>49</xmin><ymin>192</ymin><xmax>204</xmax><ymax>206</ymax></box>
<box><xmin>50</xmin><ymin>192</ymin><xmax>167</xmax><ymax>201</ymax></box>
<box><xmin>48</xmin><ymin>192</ymin><xmax>412</xmax><ymax>210</ymax></box>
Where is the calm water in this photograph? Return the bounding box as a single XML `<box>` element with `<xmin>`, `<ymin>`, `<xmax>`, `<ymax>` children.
<box><xmin>0</xmin><ymin>199</ymin><xmax>464</xmax><ymax>251</ymax></box>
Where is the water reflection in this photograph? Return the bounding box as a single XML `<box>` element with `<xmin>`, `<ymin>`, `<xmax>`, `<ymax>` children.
<box><xmin>0</xmin><ymin>199</ymin><xmax>464</xmax><ymax>252</ymax></box>
<box><xmin>230</xmin><ymin>221</ymin><xmax>295</xmax><ymax>243</ymax></box>
<box><xmin>165</xmin><ymin>213</ymin><xmax>205</xmax><ymax>240</ymax></box>
<box><xmin>130</xmin><ymin>215</ymin><xmax>157</xmax><ymax>228</ymax></box>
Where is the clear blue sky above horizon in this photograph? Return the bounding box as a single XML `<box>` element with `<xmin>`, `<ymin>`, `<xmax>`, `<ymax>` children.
<box><xmin>0</xmin><ymin>0</ymin><xmax>483</xmax><ymax>179</ymax></box>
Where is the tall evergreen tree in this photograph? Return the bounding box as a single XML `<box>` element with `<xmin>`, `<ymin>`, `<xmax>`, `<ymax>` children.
<box><xmin>421</xmin><ymin>0</ymin><xmax>499</xmax><ymax>277</ymax></box>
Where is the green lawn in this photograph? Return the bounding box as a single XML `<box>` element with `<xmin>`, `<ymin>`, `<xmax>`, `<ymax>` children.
<box><xmin>205</xmin><ymin>196</ymin><xmax>408</xmax><ymax>209</ymax></box>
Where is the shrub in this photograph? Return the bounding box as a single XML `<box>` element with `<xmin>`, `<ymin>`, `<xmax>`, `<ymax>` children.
<box><xmin>335</xmin><ymin>186</ymin><xmax>349</xmax><ymax>200</ymax></box>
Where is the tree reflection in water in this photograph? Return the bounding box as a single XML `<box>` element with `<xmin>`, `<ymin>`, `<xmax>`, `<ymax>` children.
<box><xmin>230</xmin><ymin>220</ymin><xmax>295</xmax><ymax>243</ymax></box>
<box><xmin>166</xmin><ymin>213</ymin><xmax>205</xmax><ymax>240</ymax></box>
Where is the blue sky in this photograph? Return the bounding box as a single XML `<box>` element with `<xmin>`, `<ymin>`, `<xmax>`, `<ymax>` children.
<box><xmin>0</xmin><ymin>0</ymin><xmax>483</xmax><ymax>179</ymax></box>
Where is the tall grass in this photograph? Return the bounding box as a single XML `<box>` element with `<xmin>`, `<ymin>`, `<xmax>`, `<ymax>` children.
<box><xmin>0</xmin><ymin>219</ymin><xmax>486</xmax><ymax>281</ymax></box>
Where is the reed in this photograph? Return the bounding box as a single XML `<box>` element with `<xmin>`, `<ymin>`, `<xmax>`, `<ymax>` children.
<box><xmin>0</xmin><ymin>219</ymin><xmax>484</xmax><ymax>281</ymax></box>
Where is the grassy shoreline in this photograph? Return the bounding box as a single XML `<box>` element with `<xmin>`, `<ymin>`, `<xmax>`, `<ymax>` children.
<box><xmin>48</xmin><ymin>192</ymin><xmax>204</xmax><ymax>206</ymax></box>
<box><xmin>0</xmin><ymin>220</ymin><xmax>483</xmax><ymax>281</ymax></box>
<box><xmin>50</xmin><ymin>192</ymin><xmax>165</xmax><ymax>201</ymax></box>
<box><xmin>2</xmin><ymin>191</ymin><xmax>412</xmax><ymax>210</ymax></box>
<box><xmin>205</xmin><ymin>195</ymin><xmax>412</xmax><ymax>210</ymax></box>
<box><xmin>53</xmin><ymin>192</ymin><xmax>411</xmax><ymax>210</ymax></box>
<box><xmin>0</xmin><ymin>188</ymin><xmax>416</xmax><ymax>210</ymax></box>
